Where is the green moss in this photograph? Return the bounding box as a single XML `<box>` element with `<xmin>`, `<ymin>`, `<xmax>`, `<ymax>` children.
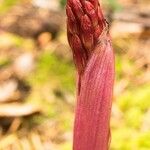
<box><xmin>115</xmin><ymin>55</ymin><xmax>123</xmax><ymax>79</ymax></box>
<box><xmin>59</xmin><ymin>111</ymin><xmax>73</xmax><ymax>131</ymax></box>
<box><xmin>113</xmin><ymin>84</ymin><xmax>150</xmax><ymax>149</ymax></box>
<box><xmin>60</xmin><ymin>142</ymin><xmax>72</xmax><ymax>150</ymax></box>
<box><xmin>107</xmin><ymin>0</ymin><xmax>122</xmax><ymax>11</ymax></box>
<box><xmin>0</xmin><ymin>57</ymin><xmax>11</xmax><ymax>68</ymax></box>
<box><xmin>118</xmin><ymin>85</ymin><xmax>150</xmax><ymax>112</ymax></box>
<box><xmin>111</xmin><ymin>128</ymin><xmax>133</xmax><ymax>150</ymax></box>
<box><xmin>0</xmin><ymin>33</ymin><xmax>34</xmax><ymax>50</ymax></box>
<box><xmin>28</xmin><ymin>52</ymin><xmax>75</xmax><ymax>92</ymax></box>
<box><xmin>136</xmin><ymin>132</ymin><xmax>150</xmax><ymax>149</ymax></box>
<box><xmin>115</xmin><ymin>54</ymin><xmax>134</xmax><ymax>80</ymax></box>
<box><xmin>125</xmin><ymin>108</ymin><xmax>143</xmax><ymax>129</ymax></box>
<box><xmin>60</xmin><ymin>0</ymin><xmax>66</xmax><ymax>8</ymax></box>
<box><xmin>112</xmin><ymin>129</ymin><xmax>150</xmax><ymax>150</ymax></box>
<box><xmin>0</xmin><ymin>0</ymin><xmax>21</xmax><ymax>14</ymax></box>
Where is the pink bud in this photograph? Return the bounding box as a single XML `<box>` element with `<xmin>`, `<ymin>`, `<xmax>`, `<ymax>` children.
<box><xmin>81</xmin><ymin>15</ymin><xmax>94</xmax><ymax>52</ymax></box>
<box><xmin>81</xmin><ymin>15</ymin><xmax>93</xmax><ymax>33</ymax></box>
<box><xmin>71</xmin><ymin>34</ymin><xmax>87</xmax><ymax>74</ymax></box>
<box><xmin>84</xmin><ymin>1</ymin><xmax>99</xmax><ymax>27</ymax></box>
<box><xmin>89</xmin><ymin>0</ymin><xmax>98</xmax><ymax>10</ymax></box>
<box><xmin>72</xmin><ymin>0</ymin><xmax>84</xmax><ymax>18</ymax></box>
<box><xmin>94</xmin><ymin>25</ymin><xmax>102</xmax><ymax>41</ymax></box>
<box><xmin>66</xmin><ymin>0</ymin><xmax>115</xmax><ymax>149</ymax></box>
<box><xmin>66</xmin><ymin>6</ymin><xmax>78</xmax><ymax>34</ymax></box>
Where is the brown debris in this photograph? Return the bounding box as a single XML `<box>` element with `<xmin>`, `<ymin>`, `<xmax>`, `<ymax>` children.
<box><xmin>0</xmin><ymin>4</ymin><xmax>65</xmax><ymax>39</ymax></box>
<box><xmin>0</xmin><ymin>103</ymin><xmax>41</xmax><ymax>118</ymax></box>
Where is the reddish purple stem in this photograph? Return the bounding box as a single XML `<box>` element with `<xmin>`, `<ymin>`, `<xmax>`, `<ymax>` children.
<box><xmin>66</xmin><ymin>0</ymin><xmax>115</xmax><ymax>149</ymax></box>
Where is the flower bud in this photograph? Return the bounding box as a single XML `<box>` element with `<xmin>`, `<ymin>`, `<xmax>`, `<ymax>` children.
<box><xmin>72</xmin><ymin>0</ymin><xmax>84</xmax><ymax>18</ymax></box>
<box><xmin>84</xmin><ymin>1</ymin><xmax>98</xmax><ymax>27</ymax></box>
<box><xmin>81</xmin><ymin>15</ymin><xmax>94</xmax><ymax>52</ymax></box>
<box><xmin>71</xmin><ymin>34</ymin><xmax>87</xmax><ymax>73</ymax></box>
<box><xmin>66</xmin><ymin>6</ymin><xmax>78</xmax><ymax>34</ymax></box>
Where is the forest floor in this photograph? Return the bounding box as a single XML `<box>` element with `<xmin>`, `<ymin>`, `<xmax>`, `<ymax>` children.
<box><xmin>0</xmin><ymin>0</ymin><xmax>150</xmax><ymax>150</ymax></box>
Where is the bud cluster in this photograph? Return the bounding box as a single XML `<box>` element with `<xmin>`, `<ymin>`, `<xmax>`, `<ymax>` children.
<box><xmin>66</xmin><ymin>0</ymin><xmax>106</xmax><ymax>74</ymax></box>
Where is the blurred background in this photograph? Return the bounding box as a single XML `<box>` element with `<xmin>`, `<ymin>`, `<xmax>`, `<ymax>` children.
<box><xmin>0</xmin><ymin>0</ymin><xmax>150</xmax><ymax>149</ymax></box>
